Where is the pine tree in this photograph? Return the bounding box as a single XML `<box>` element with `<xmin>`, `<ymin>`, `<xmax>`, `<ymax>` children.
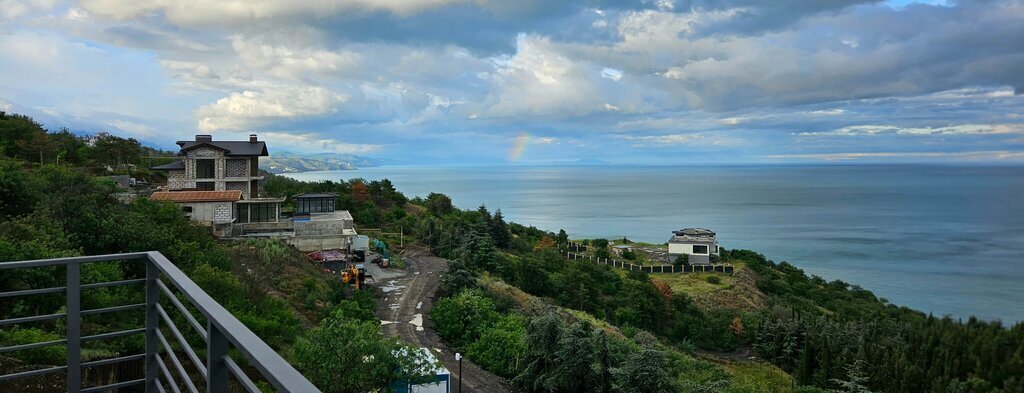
<box><xmin>491</xmin><ymin>209</ymin><xmax>512</xmax><ymax>249</ymax></box>
<box><xmin>829</xmin><ymin>359</ymin><xmax>872</xmax><ymax>393</ymax></box>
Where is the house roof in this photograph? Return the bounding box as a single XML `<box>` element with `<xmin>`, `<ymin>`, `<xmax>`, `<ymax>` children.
<box><xmin>669</xmin><ymin>228</ymin><xmax>717</xmax><ymax>244</ymax></box>
<box><xmin>150</xmin><ymin>160</ymin><xmax>185</xmax><ymax>171</ymax></box>
<box><xmin>176</xmin><ymin>141</ymin><xmax>269</xmax><ymax>157</ymax></box>
<box><xmin>293</xmin><ymin>192</ymin><xmax>338</xmax><ymax>199</ymax></box>
<box><xmin>150</xmin><ymin>190</ymin><xmax>242</xmax><ymax>203</ymax></box>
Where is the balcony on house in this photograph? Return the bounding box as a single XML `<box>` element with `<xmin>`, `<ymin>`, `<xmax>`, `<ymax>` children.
<box><xmin>0</xmin><ymin>252</ymin><xmax>320</xmax><ymax>393</ymax></box>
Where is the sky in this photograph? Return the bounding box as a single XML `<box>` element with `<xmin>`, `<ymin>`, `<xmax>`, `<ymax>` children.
<box><xmin>1</xmin><ymin>0</ymin><xmax>1023</xmax><ymax>165</ymax></box>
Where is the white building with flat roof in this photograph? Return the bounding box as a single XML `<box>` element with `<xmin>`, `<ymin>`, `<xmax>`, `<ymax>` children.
<box><xmin>668</xmin><ymin>228</ymin><xmax>719</xmax><ymax>265</ymax></box>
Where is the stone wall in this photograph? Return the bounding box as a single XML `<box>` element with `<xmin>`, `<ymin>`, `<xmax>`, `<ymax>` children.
<box><xmin>214</xmin><ymin>202</ymin><xmax>232</xmax><ymax>223</ymax></box>
<box><xmin>225</xmin><ymin>159</ymin><xmax>248</xmax><ymax>177</ymax></box>
<box><xmin>226</xmin><ymin>181</ymin><xmax>249</xmax><ymax>198</ymax></box>
<box><xmin>167</xmin><ymin>170</ymin><xmax>187</xmax><ymax>190</ymax></box>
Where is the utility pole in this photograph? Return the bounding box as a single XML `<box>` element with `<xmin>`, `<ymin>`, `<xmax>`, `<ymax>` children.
<box><xmin>455</xmin><ymin>352</ymin><xmax>463</xmax><ymax>393</ymax></box>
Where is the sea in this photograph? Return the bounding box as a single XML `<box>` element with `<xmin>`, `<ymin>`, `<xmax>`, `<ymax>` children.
<box><xmin>284</xmin><ymin>165</ymin><xmax>1024</xmax><ymax>324</ymax></box>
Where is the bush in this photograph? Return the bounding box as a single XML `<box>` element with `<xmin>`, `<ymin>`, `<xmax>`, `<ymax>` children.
<box><xmin>706</xmin><ymin>275</ymin><xmax>722</xmax><ymax>285</ymax></box>
<box><xmin>0</xmin><ymin>327</ymin><xmax>65</xmax><ymax>365</ymax></box>
<box><xmin>466</xmin><ymin>314</ymin><xmax>528</xmax><ymax>378</ymax></box>
<box><xmin>431</xmin><ymin>290</ymin><xmax>498</xmax><ymax>348</ymax></box>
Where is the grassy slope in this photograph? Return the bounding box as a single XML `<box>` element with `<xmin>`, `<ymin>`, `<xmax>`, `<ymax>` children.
<box><xmin>651</xmin><ymin>260</ymin><xmax>767</xmax><ymax>313</ymax></box>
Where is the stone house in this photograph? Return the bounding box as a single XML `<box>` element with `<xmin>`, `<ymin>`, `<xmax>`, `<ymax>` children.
<box><xmin>152</xmin><ymin>134</ymin><xmax>284</xmax><ymax>226</ymax></box>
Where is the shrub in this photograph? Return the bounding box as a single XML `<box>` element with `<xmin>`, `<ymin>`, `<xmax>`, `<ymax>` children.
<box><xmin>706</xmin><ymin>275</ymin><xmax>722</xmax><ymax>285</ymax></box>
<box><xmin>0</xmin><ymin>327</ymin><xmax>65</xmax><ymax>364</ymax></box>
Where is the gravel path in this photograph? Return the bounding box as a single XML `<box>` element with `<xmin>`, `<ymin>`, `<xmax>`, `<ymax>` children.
<box><xmin>376</xmin><ymin>245</ymin><xmax>512</xmax><ymax>393</ymax></box>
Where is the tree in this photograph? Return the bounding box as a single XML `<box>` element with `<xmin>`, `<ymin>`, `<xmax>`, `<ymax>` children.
<box><xmin>440</xmin><ymin>259</ymin><xmax>477</xmax><ymax>296</ymax></box>
<box><xmin>612</xmin><ymin>348</ymin><xmax>680</xmax><ymax>393</ymax></box>
<box><xmin>295</xmin><ymin>309</ymin><xmax>439</xmax><ymax>393</ymax></box>
<box><xmin>829</xmin><ymin>359</ymin><xmax>872</xmax><ymax>393</ymax></box>
<box><xmin>515</xmin><ymin>314</ymin><xmax>565</xmax><ymax>392</ymax></box>
<box><xmin>556</xmin><ymin>229</ymin><xmax>569</xmax><ymax>245</ymax></box>
<box><xmin>430</xmin><ymin>290</ymin><xmax>498</xmax><ymax>347</ymax></box>
<box><xmin>467</xmin><ymin>314</ymin><xmax>528</xmax><ymax>378</ymax></box>
<box><xmin>351</xmin><ymin>181</ymin><xmax>371</xmax><ymax>204</ymax></box>
<box><xmin>491</xmin><ymin>209</ymin><xmax>512</xmax><ymax>249</ymax></box>
<box><xmin>0</xmin><ymin>159</ymin><xmax>40</xmax><ymax>218</ymax></box>
<box><xmin>673</xmin><ymin>254</ymin><xmax>690</xmax><ymax>267</ymax></box>
<box><xmin>425</xmin><ymin>192</ymin><xmax>453</xmax><ymax>216</ymax></box>
<box><xmin>534</xmin><ymin>236</ymin><xmax>556</xmax><ymax>250</ymax></box>
<box><xmin>550</xmin><ymin>321</ymin><xmax>598</xmax><ymax>392</ymax></box>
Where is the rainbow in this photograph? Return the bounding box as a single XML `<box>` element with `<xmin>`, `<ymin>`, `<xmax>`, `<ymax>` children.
<box><xmin>509</xmin><ymin>132</ymin><xmax>529</xmax><ymax>161</ymax></box>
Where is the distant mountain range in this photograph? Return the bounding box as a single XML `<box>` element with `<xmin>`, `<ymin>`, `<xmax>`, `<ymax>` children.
<box><xmin>261</xmin><ymin>151</ymin><xmax>381</xmax><ymax>174</ymax></box>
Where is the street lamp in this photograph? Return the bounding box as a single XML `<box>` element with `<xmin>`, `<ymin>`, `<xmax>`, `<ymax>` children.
<box><xmin>455</xmin><ymin>352</ymin><xmax>463</xmax><ymax>393</ymax></box>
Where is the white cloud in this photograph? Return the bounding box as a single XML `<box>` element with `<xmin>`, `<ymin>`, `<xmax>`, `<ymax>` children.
<box><xmin>195</xmin><ymin>87</ymin><xmax>348</xmax><ymax>131</ymax></box>
<box><xmin>0</xmin><ymin>0</ymin><xmax>58</xmax><ymax>19</ymax></box>
<box><xmin>484</xmin><ymin>34</ymin><xmax>604</xmax><ymax>117</ymax></box>
<box><xmin>797</xmin><ymin>124</ymin><xmax>1024</xmax><ymax>136</ymax></box>
<box><xmin>259</xmin><ymin>131</ymin><xmax>381</xmax><ymax>154</ymax></box>
<box><xmin>80</xmin><ymin>0</ymin><xmax>473</xmax><ymax>25</ymax></box>
<box><xmin>617</xmin><ymin>133</ymin><xmax>737</xmax><ymax>147</ymax></box>
<box><xmin>108</xmin><ymin>119</ymin><xmax>156</xmax><ymax>137</ymax></box>
<box><xmin>807</xmin><ymin>109</ymin><xmax>846</xmax><ymax>116</ymax></box>
<box><xmin>601</xmin><ymin>67</ymin><xmax>623</xmax><ymax>81</ymax></box>
<box><xmin>230</xmin><ymin>36</ymin><xmax>361</xmax><ymax>80</ymax></box>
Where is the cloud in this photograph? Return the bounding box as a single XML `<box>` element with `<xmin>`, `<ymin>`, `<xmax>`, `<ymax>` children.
<box><xmin>617</xmin><ymin>133</ymin><xmax>738</xmax><ymax>147</ymax></box>
<box><xmin>3</xmin><ymin>0</ymin><xmax>1024</xmax><ymax>163</ymax></box>
<box><xmin>601</xmin><ymin>67</ymin><xmax>623</xmax><ymax>81</ymax></box>
<box><xmin>107</xmin><ymin>119</ymin><xmax>156</xmax><ymax>137</ymax></box>
<box><xmin>798</xmin><ymin>124</ymin><xmax>1024</xmax><ymax>137</ymax></box>
<box><xmin>195</xmin><ymin>87</ymin><xmax>349</xmax><ymax>131</ymax></box>
<box><xmin>230</xmin><ymin>36</ymin><xmax>361</xmax><ymax>81</ymax></box>
<box><xmin>259</xmin><ymin>131</ymin><xmax>381</xmax><ymax>154</ymax></box>
<box><xmin>80</xmin><ymin>0</ymin><xmax>474</xmax><ymax>25</ymax></box>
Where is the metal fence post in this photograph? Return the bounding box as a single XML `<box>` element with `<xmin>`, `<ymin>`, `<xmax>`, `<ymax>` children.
<box><xmin>145</xmin><ymin>259</ymin><xmax>159</xmax><ymax>392</ymax></box>
<box><xmin>66</xmin><ymin>263</ymin><xmax>81</xmax><ymax>393</ymax></box>
<box><xmin>208</xmin><ymin>323</ymin><xmax>228</xmax><ymax>392</ymax></box>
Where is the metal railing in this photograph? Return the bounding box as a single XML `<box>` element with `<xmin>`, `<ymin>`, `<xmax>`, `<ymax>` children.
<box><xmin>0</xmin><ymin>251</ymin><xmax>320</xmax><ymax>393</ymax></box>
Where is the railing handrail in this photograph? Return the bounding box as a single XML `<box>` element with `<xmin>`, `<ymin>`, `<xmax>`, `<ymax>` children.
<box><xmin>145</xmin><ymin>251</ymin><xmax>319</xmax><ymax>392</ymax></box>
<box><xmin>0</xmin><ymin>251</ymin><xmax>321</xmax><ymax>393</ymax></box>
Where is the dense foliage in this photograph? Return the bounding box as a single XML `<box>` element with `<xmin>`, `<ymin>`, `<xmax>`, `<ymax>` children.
<box><xmin>734</xmin><ymin>250</ymin><xmax>1024</xmax><ymax>392</ymax></box>
<box><xmin>295</xmin><ymin>297</ymin><xmax>440</xmax><ymax>392</ymax></box>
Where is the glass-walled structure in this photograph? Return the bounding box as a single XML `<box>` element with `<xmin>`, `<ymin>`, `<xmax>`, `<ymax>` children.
<box><xmin>294</xmin><ymin>193</ymin><xmax>337</xmax><ymax>214</ymax></box>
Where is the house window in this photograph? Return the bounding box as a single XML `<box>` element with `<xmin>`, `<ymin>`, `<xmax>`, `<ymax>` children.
<box><xmin>196</xmin><ymin>182</ymin><xmax>215</xmax><ymax>191</ymax></box>
<box><xmin>250</xmin><ymin>203</ymin><xmax>277</xmax><ymax>223</ymax></box>
<box><xmin>692</xmin><ymin>245</ymin><xmax>709</xmax><ymax>254</ymax></box>
<box><xmin>297</xmin><ymin>197</ymin><xmax>335</xmax><ymax>213</ymax></box>
<box><xmin>236</xmin><ymin>204</ymin><xmax>248</xmax><ymax>223</ymax></box>
<box><xmin>196</xmin><ymin>159</ymin><xmax>215</xmax><ymax>179</ymax></box>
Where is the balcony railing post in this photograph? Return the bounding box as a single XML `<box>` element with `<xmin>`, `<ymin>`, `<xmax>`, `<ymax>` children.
<box><xmin>145</xmin><ymin>258</ymin><xmax>160</xmax><ymax>392</ymax></box>
<box><xmin>207</xmin><ymin>323</ymin><xmax>228</xmax><ymax>392</ymax></box>
<box><xmin>66</xmin><ymin>263</ymin><xmax>81</xmax><ymax>393</ymax></box>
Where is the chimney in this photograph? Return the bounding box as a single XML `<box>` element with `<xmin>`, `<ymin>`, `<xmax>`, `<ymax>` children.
<box><xmin>249</xmin><ymin>134</ymin><xmax>258</xmax><ymax>143</ymax></box>
<box><xmin>195</xmin><ymin>134</ymin><xmax>212</xmax><ymax>142</ymax></box>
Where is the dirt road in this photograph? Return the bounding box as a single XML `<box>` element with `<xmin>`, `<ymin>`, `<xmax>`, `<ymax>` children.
<box><xmin>376</xmin><ymin>246</ymin><xmax>511</xmax><ymax>393</ymax></box>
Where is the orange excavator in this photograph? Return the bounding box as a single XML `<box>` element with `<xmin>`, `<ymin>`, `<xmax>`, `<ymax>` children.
<box><xmin>341</xmin><ymin>264</ymin><xmax>366</xmax><ymax>289</ymax></box>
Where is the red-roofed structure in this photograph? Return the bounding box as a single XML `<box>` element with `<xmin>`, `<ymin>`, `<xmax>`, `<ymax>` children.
<box><xmin>150</xmin><ymin>190</ymin><xmax>242</xmax><ymax>203</ymax></box>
